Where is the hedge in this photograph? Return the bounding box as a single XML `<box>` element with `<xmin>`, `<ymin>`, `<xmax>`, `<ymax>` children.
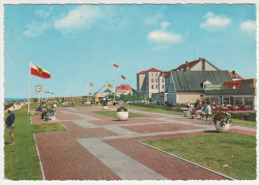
<box><xmin>230</xmin><ymin>112</ymin><xmax>256</xmax><ymax>122</ymax></box>
<box><xmin>129</xmin><ymin>103</ymin><xmax>184</xmax><ymax>112</ymax></box>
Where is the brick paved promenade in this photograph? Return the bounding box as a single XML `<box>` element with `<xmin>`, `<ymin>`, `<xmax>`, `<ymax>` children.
<box><xmin>31</xmin><ymin>106</ymin><xmax>256</xmax><ymax>180</ymax></box>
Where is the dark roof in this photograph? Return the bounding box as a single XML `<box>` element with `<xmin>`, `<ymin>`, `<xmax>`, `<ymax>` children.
<box><xmin>205</xmin><ymin>88</ymin><xmax>256</xmax><ymax>95</ymax></box>
<box><xmin>104</xmin><ymin>89</ymin><xmax>112</xmax><ymax>93</ymax></box>
<box><xmin>171</xmin><ymin>70</ymin><xmax>233</xmax><ymax>91</ymax></box>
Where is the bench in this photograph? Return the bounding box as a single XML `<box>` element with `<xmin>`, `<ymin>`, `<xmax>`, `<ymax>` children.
<box><xmin>45</xmin><ymin>109</ymin><xmax>56</xmax><ymax>121</ymax></box>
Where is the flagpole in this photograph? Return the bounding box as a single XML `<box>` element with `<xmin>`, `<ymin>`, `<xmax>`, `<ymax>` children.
<box><xmin>28</xmin><ymin>60</ymin><xmax>30</xmax><ymax>115</ymax></box>
<box><xmin>87</xmin><ymin>83</ymin><xmax>88</xmax><ymax>100</ymax></box>
<box><xmin>113</xmin><ymin>66</ymin><xmax>115</xmax><ymax>102</ymax></box>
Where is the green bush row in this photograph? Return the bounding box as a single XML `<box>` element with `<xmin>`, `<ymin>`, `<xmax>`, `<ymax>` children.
<box><xmin>229</xmin><ymin>112</ymin><xmax>256</xmax><ymax>122</ymax></box>
<box><xmin>129</xmin><ymin>103</ymin><xmax>184</xmax><ymax>112</ymax></box>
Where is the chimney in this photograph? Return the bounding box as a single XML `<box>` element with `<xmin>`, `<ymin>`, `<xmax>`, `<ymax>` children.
<box><xmin>232</xmin><ymin>70</ymin><xmax>236</xmax><ymax>75</ymax></box>
<box><xmin>186</xmin><ymin>61</ymin><xmax>188</xmax><ymax>66</ymax></box>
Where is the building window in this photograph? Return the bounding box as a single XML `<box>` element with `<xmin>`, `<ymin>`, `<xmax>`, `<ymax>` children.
<box><xmin>156</xmin><ymin>73</ymin><xmax>158</xmax><ymax>76</ymax></box>
<box><xmin>244</xmin><ymin>98</ymin><xmax>253</xmax><ymax>106</ymax></box>
<box><xmin>151</xmin><ymin>79</ymin><xmax>154</xmax><ymax>83</ymax></box>
<box><xmin>224</xmin><ymin>97</ymin><xmax>229</xmax><ymax>104</ymax></box>
<box><xmin>162</xmin><ymin>85</ymin><xmax>165</xmax><ymax>89</ymax></box>
<box><xmin>155</xmin><ymin>79</ymin><xmax>158</xmax><ymax>83</ymax></box>
<box><xmin>151</xmin><ymin>85</ymin><xmax>154</xmax><ymax>89</ymax></box>
<box><xmin>156</xmin><ymin>85</ymin><xmax>158</xmax><ymax>89</ymax></box>
<box><xmin>162</xmin><ymin>79</ymin><xmax>164</xmax><ymax>83</ymax></box>
<box><xmin>151</xmin><ymin>73</ymin><xmax>153</xmax><ymax>76</ymax></box>
<box><xmin>234</xmin><ymin>98</ymin><xmax>243</xmax><ymax>105</ymax></box>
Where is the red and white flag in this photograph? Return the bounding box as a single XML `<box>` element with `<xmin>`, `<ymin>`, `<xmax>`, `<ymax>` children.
<box><xmin>113</xmin><ymin>62</ymin><xmax>119</xmax><ymax>68</ymax></box>
<box><xmin>30</xmin><ymin>61</ymin><xmax>51</xmax><ymax>79</ymax></box>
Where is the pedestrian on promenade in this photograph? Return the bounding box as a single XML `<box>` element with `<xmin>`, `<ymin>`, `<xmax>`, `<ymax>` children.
<box><xmin>6</xmin><ymin>107</ymin><xmax>15</xmax><ymax>145</ymax></box>
<box><xmin>206</xmin><ymin>103</ymin><xmax>212</xmax><ymax>125</ymax></box>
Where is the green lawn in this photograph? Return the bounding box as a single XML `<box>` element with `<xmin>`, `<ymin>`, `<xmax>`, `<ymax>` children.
<box><xmin>91</xmin><ymin>110</ymin><xmax>149</xmax><ymax>118</ymax></box>
<box><xmin>127</xmin><ymin>105</ymin><xmax>184</xmax><ymax>115</ymax></box>
<box><xmin>33</xmin><ymin>123</ymin><xmax>66</xmax><ymax>133</ymax></box>
<box><xmin>4</xmin><ymin>104</ymin><xmax>66</xmax><ymax>180</ymax></box>
<box><xmin>231</xmin><ymin>119</ymin><xmax>256</xmax><ymax>128</ymax></box>
<box><xmin>143</xmin><ymin>133</ymin><xmax>256</xmax><ymax>180</ymax></box>
<box><xmin>28</xmin><ymin>102</ymin><xmax>92</xmax><ymax>109</ymax></box>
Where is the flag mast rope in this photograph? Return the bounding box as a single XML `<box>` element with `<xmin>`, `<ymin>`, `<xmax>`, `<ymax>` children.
<box><xmin>113</xmin><ymin>65</ymin><xmax>115</xmax><ymax>102</ymax></box>
<box><xmin>28</xmin><ymin>60</ymin><xmax>31</xmax><ymax>115</ymax></box>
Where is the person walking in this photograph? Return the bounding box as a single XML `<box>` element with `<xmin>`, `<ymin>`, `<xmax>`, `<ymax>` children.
<box><xmin>6</xmin><ymin>107</ymin><xmax>15</xmax><ymax>145</ymax></box>
<box><xmin>206</xmin><ymin>103</ymin><xmax>212</xmax><ymax>125</ymax></box>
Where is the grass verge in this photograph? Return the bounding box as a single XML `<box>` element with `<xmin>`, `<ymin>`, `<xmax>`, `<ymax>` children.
<box><xmin>91</xmin><ymin>110</ymin><xmax>149</xmax><ymax>118</ymax></box>
<box><xmin>231</xmin><ymin>119</ymin><xmax>256</xmax><ymax>128</ymax></box>
<box><xmin>4</xmin><ymin>104</ymin><xmax>66</xmax><ymax>180</ymax></box>
<box><xmin>127</xmin><ymin>105</ymin><xmax>184</xmax><ymax>115</ymax></box>
<box><xmin>143</xmin><ymin>132</ymin><xmax>256</xmax><ymax>180</ymax></box>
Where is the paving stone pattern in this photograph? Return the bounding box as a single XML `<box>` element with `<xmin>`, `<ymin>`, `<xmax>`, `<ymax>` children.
<box><xmin>32</xmin><ymin>106</ymin><xmax>256</xmax><ymax>180</ymax></box>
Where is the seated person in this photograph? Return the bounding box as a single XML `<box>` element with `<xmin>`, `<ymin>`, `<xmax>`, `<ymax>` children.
<box><xmin>41</xmin><ymin>105</ymin><xmax>50</xmax><ymax>119</ymax></box>
<box><xmin>193</xmin><ymin>105</ymin><xmax>202</xmax><ymax>119</ymax></box>
<box><xmin>191</xmin><ymin>106</ymin><xmax>197</xmax><ymax>119</ymax></box>
<box><xmin>195</xmin><ymin>104</ymin><xmax>207</xmax><ymax>119</ymax></box>
<box><xmin>45</xmin><ymin>105</ymin><xmax>56</xmax><ymax>121</ymax></box>
<box><xmin>200</xmin><ymin>104</ymin><xmax>208</xmax><ymax>119</ymax></box>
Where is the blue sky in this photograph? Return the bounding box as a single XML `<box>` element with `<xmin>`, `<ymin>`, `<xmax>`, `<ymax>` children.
<box><xmin>3</xmin><ymin>4</ymin><xmax>257</xmax><ymax>98</ymax></box>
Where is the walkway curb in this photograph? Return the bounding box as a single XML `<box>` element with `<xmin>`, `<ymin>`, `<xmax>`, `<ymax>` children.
<box><xmin>138</xmin><ymin>141</ymin><xmax>237</xmax><ymax>181</ymax></box>
<box><xmin>31</xmin><ymin>115</ymin><xmax>46</xmax><ymax>180</ymax></box>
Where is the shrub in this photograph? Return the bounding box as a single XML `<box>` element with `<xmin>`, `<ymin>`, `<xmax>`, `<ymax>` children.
<box><xmin>117</xmin><ymin>107</ymin><xmax>128</xmax><ymax>112</ymax></box>
<box><xmin>228</xmin><ymin>112</ymin><xmax>256</xmax><ymax>122</ymax></box>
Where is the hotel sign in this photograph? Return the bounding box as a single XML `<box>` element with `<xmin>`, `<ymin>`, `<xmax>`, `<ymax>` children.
<box><xmin>36</xmin><ymin>85</ymin><xmax>42</xmax><ymax>93</ymax></box>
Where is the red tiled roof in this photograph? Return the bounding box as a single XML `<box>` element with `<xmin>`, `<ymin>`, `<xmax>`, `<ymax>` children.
<box><xmin>147</xmin><ymin>68</ymin><xmax>160</xmax><ymax>72</ymax></box>
<box><xmin>138</xmin><ymin>71</ymin><xmax>146</xmax><ymax>74</ymax></box>
<box><xmin>159</xmin><ymin>72</ymin><xmax>170</xmax><ymax>77</ymax></box>
<box><xmin>176</xmin><ymin>59</ymin><xmax>201</xmax><ymax>70</ymax></box>
<box><xmin>229</xmin><ymin>72</ymin><xmax>244</xmax><ymax>80</ymax></box>
<box><xmin>116</xmin><ymin>84</ymin><xmax>132</xmax><ymax>91</ymax></box>
<box><xmin>164</xmin><ymin>72</ymin><xmax>170</xmax><ymax>77</ymax></box>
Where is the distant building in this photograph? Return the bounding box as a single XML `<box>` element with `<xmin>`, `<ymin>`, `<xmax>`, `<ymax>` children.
<box><xmin>137</xmin><ymin>68</ymin><xmax>170</xmax><ymax>98</ymax></box>
<box><xmin>137</xmin><ymin>58</ymin><xmax>255</xmax><ymax>107</ymax></box>
<box><xmin>116</xmin><ymin>84</ymin><xmax>133</xmax><ymax>96</ymax></box>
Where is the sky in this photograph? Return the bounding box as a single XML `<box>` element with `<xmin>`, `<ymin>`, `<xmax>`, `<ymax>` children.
<box><xmin>3</xmin><ymin>4</ymin><xmax>257</xmax><ymax>99</ymax></box>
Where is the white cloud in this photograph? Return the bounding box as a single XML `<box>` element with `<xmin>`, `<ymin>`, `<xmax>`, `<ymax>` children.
<box><xmin>148</xmin><ymin>30</ymin><xmax>183</xmax><ymax>43</ymax></box>
<box><xmin>200</xmin><ymin>12</ymin><xmax>231</xmax><ymax>32</ymax></box>
<box><xmin>203</xmin><ymin>12</ymin><xmax>214</xmax><ymax>18</ymax></box>
<box><xmin>161</xmin><ymin>21</ymin><xmax>170</xmax><ymax>29</ymax></box>
<box><xmin>54</xmin><ymin>5</ymin><xmax>105</xmax><ymax>33</ymax></box>
<box><xmin>23</xmin><ymin>21</ymin><xmax>50</xmax><ymax>37</ymax></box>
<box><xmin>145</xmin><ymin>12</ymin><xmax>164</xmax><ymax>25</ymax></box>
<box><xmin>240</xmin><ymin>20</ymin><xmax>255</xmax><ymax>32</ymax></box>
<box><xmin>35</xmin><ymin>9</ymin><xmax>51</xmax><ymax>19</ymax></box>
